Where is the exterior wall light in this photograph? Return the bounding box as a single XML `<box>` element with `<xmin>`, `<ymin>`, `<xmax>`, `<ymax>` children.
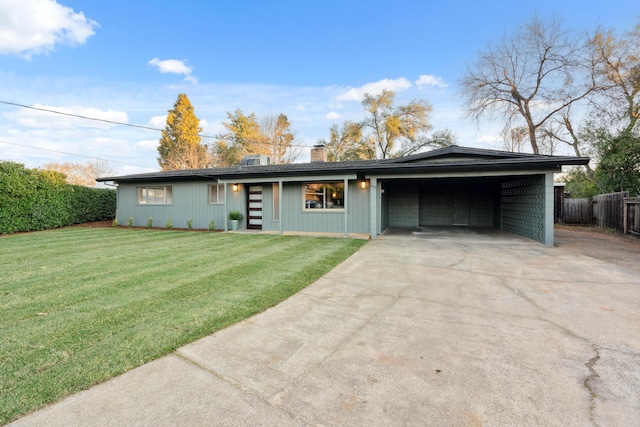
<box><xmin>232</xmin><ymin>184</ymin><xmax>239</xmax><ymax>192</ymax></box>
<box><xmin>360</xmin><ymin>179</ymin><xmax>368</xmax><ymax>190</ymax></box>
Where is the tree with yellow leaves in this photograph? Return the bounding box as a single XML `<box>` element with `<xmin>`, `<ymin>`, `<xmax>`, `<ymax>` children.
<box><xmin>157</xmin><ymin>93</ymin><xmax>210</xmax><ymax>170</ymax></box>
<box><xmin>361</xmin><ymin>90</ymin><xmax>435</xmax><ymax>159</ymax></box>
<box><xmin>213</xmin><ymin>109</ymin><xmax>300</xmax><ymax>166</ymax></box>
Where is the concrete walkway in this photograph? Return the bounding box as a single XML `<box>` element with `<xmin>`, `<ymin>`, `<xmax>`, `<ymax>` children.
<box><xmin>10</xmin><ymin>229</ymin><xmax>640</xmax><ymax>426</ymax></box>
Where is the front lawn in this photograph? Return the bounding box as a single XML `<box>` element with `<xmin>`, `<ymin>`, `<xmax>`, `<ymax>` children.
<box><xmin>0</xmin><ymin>227</ymin><xmax>365</xmax><ymax>424</ymax></box>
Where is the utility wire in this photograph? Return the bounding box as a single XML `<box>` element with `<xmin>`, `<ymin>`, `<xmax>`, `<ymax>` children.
<box><xmin>0</xmin><ymin>100</ymin><xmax>166</xmax><ymax>133</ymax></box>
<box><xmin>0</xmin><ymin>100</ymin><xmax>313</xmax><ymax>149</ymax></box>
<box><xmin>0</xmin><ymin>139</ymin><xmax>157</xmax><ymax>169</ymax></box>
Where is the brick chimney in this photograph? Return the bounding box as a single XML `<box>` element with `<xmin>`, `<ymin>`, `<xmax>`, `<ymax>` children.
<box><xmin>310</xmin><ymin>144</ymin><xmax>327</xmax><ymax>163</ymax></box>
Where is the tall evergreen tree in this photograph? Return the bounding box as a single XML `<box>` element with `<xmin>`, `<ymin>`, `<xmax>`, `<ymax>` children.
<box><xmin>157</xmin><ymin>93</ymin><xmax>209</xmax><ymax>170</ymax></box>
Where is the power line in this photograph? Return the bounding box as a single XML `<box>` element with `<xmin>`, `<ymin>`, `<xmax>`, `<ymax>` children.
<box><xmin>0</xmin><ymin>99</ymin><xmax>313</xmax><ymax>149</ymax></box>
<box><xmin>0</xmin><ymin>139</ymin><xmax>157</xmax><ymax>169</ymax></box>
<box><xmin>0</xmin><ymin>100</ymin><xmax>168</xmax><ymax>134</ymax></box>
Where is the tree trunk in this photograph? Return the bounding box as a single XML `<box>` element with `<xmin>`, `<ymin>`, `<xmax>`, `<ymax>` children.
<box><xmin>527</xmin><ymin>125</ymin><xmax>539</xmax><ymax>154</ymax></box>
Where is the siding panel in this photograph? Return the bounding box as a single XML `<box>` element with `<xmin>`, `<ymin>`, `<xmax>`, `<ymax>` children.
<box><xmin>116</xmin><ymin>181</ymin><xmax>227</xmax><ymax>230</ymax></box>
<box><xmin>388</xmin><ymin>185</ymin><xmax>419</xmax><ymax>227</ymax></box>
<box><xmin>280</xmin><ymin>180</ymin><xmax>369</xmax><ymax>233</ymax></box>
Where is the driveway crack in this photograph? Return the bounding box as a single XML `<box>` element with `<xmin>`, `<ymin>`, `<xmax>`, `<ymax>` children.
<box><xmin>584</xmin><ymin>345</ymin><xmax>601</xmax><ymax>427</ymax></box>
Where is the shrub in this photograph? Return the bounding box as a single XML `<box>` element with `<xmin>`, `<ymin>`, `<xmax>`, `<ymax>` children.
<box><xmin>228</xmin><ymin>210</ymin><xmax>243</xmax><ymax>221</ymax></box>
<box><xmin>112</xmin><ymin>218</ymin><xmax>119</xmax><ymax>227</ymax></box>
<box><xmin>165</xmin><ymin>218</ymin><xmax>173</xmax><ymax>229</ymax></box>
<box><xmin>127</xmin><ymin>217</ymin><xmax>134</xmax><ymax>228</ymax></box>
<box><xmin>208</xmin><ymin>219</ymin><xmax>216</xmax><ymax>231</ymax></box>
<box><xmin>186</xmin><ymin>219</ymin><xmax>193</xmax><ymax>230</ymax></box>
<box><xmin>147</xmin><ymin>217</ymin><xmax>153</xmax><ymax>229</ymax></box>
<box><xmin>0</xmin><ymin>161</ymin><xmax>116</xmax><ymax>234</ymax></box>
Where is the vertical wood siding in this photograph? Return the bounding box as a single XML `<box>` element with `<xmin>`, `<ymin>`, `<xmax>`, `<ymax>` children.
<box><xmin>116</xmin><ymin>181</ymin><xmax>227</xmax><ymax>230</ymax></box>
<box><xmin>388</xmin><ymin>184</ymin><xmax>420</xmax><ymax>227</ymax></box>
<box><xmin>279</xmin><ymin>180</ymin><xmax>370</xmax><ymax>233</ymax></box>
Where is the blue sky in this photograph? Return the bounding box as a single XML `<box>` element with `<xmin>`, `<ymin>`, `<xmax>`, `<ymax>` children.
<box><xmin>0</xmin><ymin>0</ymin><xmax>637</xmax><ymax>176</ymax></box>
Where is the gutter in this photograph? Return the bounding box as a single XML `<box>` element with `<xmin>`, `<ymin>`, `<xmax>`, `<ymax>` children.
<box><xmin>97</xmin><ymin>156</ymin><xmax>590</xmax><ymax>183</ymax></box>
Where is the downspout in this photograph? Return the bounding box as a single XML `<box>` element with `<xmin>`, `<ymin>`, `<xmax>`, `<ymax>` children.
<box><xmin>224</xmin><ymin>182</ymin><xmax>229</xmax><ymax>232</ymax></box>
<box><xmin>279</xmin><ymin>180</ymin><xmax>283</xmax><ymax>235</ymax></box>
<box><xmin>103</xmin><ymin>181</ymin><xmax>119</xmax><ymax>220</ymax></box>
<box><xmin>344</xmin><ymin>178</ymin><xmax>349</xmax><ymax>237</ymax></box>
<box><xmin>369</xmin><ymin>177</ymin><xmax>377</xmax><ymax>239</ymax></box>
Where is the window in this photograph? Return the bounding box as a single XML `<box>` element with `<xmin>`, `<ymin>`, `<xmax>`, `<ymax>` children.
<box><xmin>137</xmin><ymin>186</ymin><xmax>172</xmax><ymax>204</ymax></box>
<box><xmin>208</xmin><ymin>184</ymin><xmax>225</xmax><ymax>204</ymax></box>
<box><xmin>272</xmin><ymin>183</ymin><xmax>280</xmax><ymax>220</ymax></box>
<box><xmin>303</xmin><ymin>182</ymin><xmax>344</xmax><ymax>210</ymax></box>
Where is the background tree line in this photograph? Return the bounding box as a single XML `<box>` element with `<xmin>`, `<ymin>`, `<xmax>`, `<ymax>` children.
<box><xmin>156</xmin><ymin>16</ymin><xmax>638</xmax><ymax>196</ymax></box>
<box><xmin>460</xmin><ymin>16</ymin><xmax>639</xmax><ymax>196</ymax></box>
<box><xmin>156</xmin><ymin>90</ymin><xmax>456</xmax><ymax>170</ymax></box>
<box><xmin>157</xmin><ymin>94</ymin><xmax>301</xmax><ymax>169</ymax></box>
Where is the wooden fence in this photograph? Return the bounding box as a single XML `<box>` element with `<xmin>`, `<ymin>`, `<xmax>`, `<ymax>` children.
<box><xmin>593</xmin><ymin>192</ymin><xmax>628</xmax><ymax>232</ymax></box>
<box><xmin>562</xmin><ymin>192</ymin><xmax>640</xmax><ymax>235</ymax></box>
<box><xmin>625</xmin><ymin>197</ymin><xmax>640</xmax><ymax>236</ymax></box>
<box><xmin>563</xmin><ymin>198</ymin><xmax>592</xmax><ymax>224</ymax></box>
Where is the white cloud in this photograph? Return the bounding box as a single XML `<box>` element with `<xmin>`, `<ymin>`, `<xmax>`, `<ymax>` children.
<box><xmin>336</xmin><ymin>78</ymin><xmax>412</xmax><ymax>102</ymax></box>
<box><xmin>136</xmin><ymin>139</ymin><xmax>159</xmax><ymax>150</ymax></box>
<box><xmin>476</xmin><ymin>134</ymin><xmax>502</xmax><ymax>144</ymax></box>
<box><xmin>325</xmin><ymin>111</ymin><xmax>342</xmax><ymax>120</ymax></box>
<box><xmin>148</xmin><ymin>57</ymin><xmax>198</xmax><ymax>83</ymax></box>
<box><xmin>416</xmin><ymin>74</ymin><xmax>448</xmax><ymax>90</ymax></box>
<box><xmin>148</xmin><ymin>115</ymin><xmax>167</xmax><ymax>128</ymax></box>
<box><xmin>4</xmin><ymin>104</ymin><xmax>129</xmax><ymax>129</ymax></box>
<box><xmin>0</xmin><ymin>0</ymin><xmax>97</xmax><ymax>57</ymax></box>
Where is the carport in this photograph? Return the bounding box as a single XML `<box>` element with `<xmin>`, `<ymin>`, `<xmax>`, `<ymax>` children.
<box><xmin>378</xmin><ymin>174</ymin><xmax>549</xmax><ymax>243</ymax></box>
<box><xmin>359</xmin><ymin>146</ymin><xmax>586</xmax><ymax>245</ymax></box>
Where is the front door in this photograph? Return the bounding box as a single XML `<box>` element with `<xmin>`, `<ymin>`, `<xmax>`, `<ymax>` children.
<box><xmin>247</xmin><ymin>185</ymin><xmax>263</xmax><ymax>230</ymax></box>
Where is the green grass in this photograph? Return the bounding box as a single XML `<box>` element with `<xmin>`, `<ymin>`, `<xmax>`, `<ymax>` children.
<box><xmin>0</xmin><ymin>227</ymin><xmax>366</xmax><ymax>424</ymax></box>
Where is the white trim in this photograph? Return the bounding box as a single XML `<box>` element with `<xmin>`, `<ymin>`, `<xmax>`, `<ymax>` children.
<box><xmin>218</xmin><ymin>174</ymin><xmax>357</xmax><ymax>185</ymax></box>
<box><xmin>364</xmin><ymin>169</ymin><xmax>560</xmax><ymax>180</ymax></box>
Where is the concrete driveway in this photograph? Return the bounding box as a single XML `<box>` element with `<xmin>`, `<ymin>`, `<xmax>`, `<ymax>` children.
<box><xmin>11</xmin><ymin>228</ymin><xmax>640</xmax><ymax>426</ymax></box>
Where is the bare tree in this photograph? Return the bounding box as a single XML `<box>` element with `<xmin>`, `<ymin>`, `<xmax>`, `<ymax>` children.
<box><xmin>501</xmin><ymin>127</ymin><xmax>528</xmax><ymax>152</ymax></box>
<box><xmin>590</xmin><ymin>21</ymin><xmax>640</xmax><ymax>135</ymax></box>
<box><xmin>460</xmin><ymin>16</ymin><xmax>599</xmax><ymax>154</ymax></box>
<box><xmin>259</xmin><ymin>114</ymin><xmax>301</xmax><ymax>164</ymax></box>
<box><xmin>42</xmin><ymin>161</ymin><xmax>114</xmax><ymax>187</ymax></box>
<box><xmin>86</xmin><ymin>160</ymin><xmax>115</xmax><ymax>181</ymax></box>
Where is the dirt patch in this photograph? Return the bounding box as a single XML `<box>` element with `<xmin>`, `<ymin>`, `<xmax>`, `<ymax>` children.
<box><xmin>554</xmin><ymin>225</ymin><xmax>640</xmax><ymax>274</ymax></box>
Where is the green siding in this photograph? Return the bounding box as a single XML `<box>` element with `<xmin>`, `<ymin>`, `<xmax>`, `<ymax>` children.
<box><xmin>278</xmin><ymin>180</ymin><xmax>370</xmax><ymax>233</ymax></box>
<box><xmin>388</xmin><ymin>184</ymin><xmax>420</xmax><ymax>227</ymax></box>
<box><xmin>419</xmin><ymin>184</ymin><xmax>453</xmax><ymax>226</ymax></box>
<box><xmin>116</xmin><ymin>181</ymin><xmax>227</xmax><ymax>230</ymax></box>
<box><xmin>116</xmin><ymin>179</ymin><xmax>369</xmax><ymax>234</ymax></box>
<box><xmin>469</xmin><ymin>185</ymin><xmax>495</xmax><ymax>227</ymax></box>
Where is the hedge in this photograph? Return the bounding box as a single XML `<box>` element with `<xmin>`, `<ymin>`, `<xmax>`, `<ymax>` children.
<box><xmin>0</xmin><ymin>161</ymin><xmax>116</xmax><ymax>234</ymax></box>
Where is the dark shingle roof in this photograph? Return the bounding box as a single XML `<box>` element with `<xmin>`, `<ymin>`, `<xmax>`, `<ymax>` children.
<box><xmin>97</xmin><ymin>146</ymin><xmax>589</xmax><ymax>183</ymax></box>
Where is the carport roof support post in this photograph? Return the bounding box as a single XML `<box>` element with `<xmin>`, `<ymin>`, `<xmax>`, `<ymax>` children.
<box><xmin>545</xmin><ymin>172</ymin><xmax>554</xmax><ymax>246</ymax></box>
